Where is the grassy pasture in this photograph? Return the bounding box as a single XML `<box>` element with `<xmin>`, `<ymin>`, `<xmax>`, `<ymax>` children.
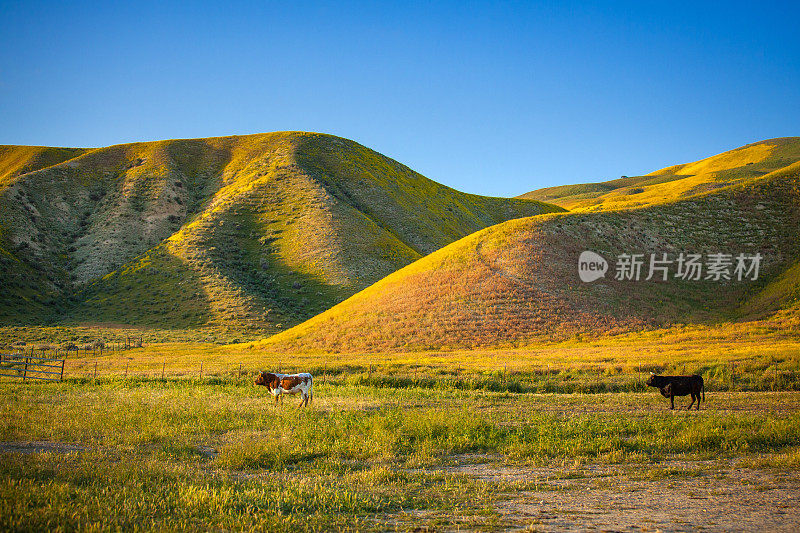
<box><xmin>1</xmin><ymin>323</ymin><xmax>800</xmax><ymax>531</ymax></box>
<box><xmin>15</xmin><ymin>321</ymin><xmax>798</xmax><ymax>393</ymax></box>
<box><xmin>2</xmin><ymin>381</ymin><xmax>800</xmax><ymax>531</ymax></box>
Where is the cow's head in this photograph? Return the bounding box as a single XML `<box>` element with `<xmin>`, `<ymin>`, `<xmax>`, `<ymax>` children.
<box><xmin>646</xmin><ymin>373</ymin><xmax>665</xmax><ymax>388</ymax></box>
<box><xmin>255</xmin><ymin>371</ymin><xmax>279</xmax><ymax>390</ymax></box>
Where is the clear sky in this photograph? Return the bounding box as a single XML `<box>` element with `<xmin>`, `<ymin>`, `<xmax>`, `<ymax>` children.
<box><xmin>1</xmin><ymin>1</ymin><xmax>798</xmax><ymax>197</ymax></box>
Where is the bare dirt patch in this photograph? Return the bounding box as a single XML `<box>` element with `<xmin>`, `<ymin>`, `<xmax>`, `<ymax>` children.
<box><xmin>438</xmin><ymin>456</ymin><xmax>800</xmax><ymax>532</ymax></box>
<box><xmin>0</xmin><ymin>441</ymin><xmax>87</xmax><ymax>454</ymax></box>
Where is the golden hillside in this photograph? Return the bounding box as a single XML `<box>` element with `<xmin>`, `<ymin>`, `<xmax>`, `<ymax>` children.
<box><xmin>264</xmin><ymin>158</ymin><xmax>800</xmax><ymax>352</ymax></box>
<box><xmin>0</xmin><ymin>145</ymin><xmax>88</xmax><ymax>187</ymax></box>
<box><xmin>0</xmin><ymin>132</ymin><xmax>561</xmax><ymax>332</ymax></box>
<box><xmin>519</xmin><ymin>137</ymin><xmax>800</xmax><ymax>210</ymax></box>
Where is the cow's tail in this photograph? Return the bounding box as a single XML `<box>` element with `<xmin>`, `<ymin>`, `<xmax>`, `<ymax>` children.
<box><xmin>702</xmin><ymin>378</ymin><xmax>705</xmax><ymax>402</ymax></box>
<box><xmin>309</xmin><ymin>375</ymin><xmax>314</xmax><ymax>404</ymax></box>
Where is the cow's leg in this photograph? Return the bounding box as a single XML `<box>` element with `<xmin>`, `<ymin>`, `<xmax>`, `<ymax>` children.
<box><xmin>274</xmin><ymin>394</ymin><xmax>280</xmax><ymax>406</ymax></box>
<box><xmin>298</xmin><ymin>393</ymin><xmax>307</xmax><ymax>408</ymax></box>
<box><xmin>687</xmin><ymin>394</ymin><xmax>695</xmax><ymax>410</ymax></box>
<box><xmin>670</xmin><ymin>394</ymin><xmax>675</xmax><ymax>410</ymax></box>
<box><xmin>696</xmin><ymin>391</ymin><xmax>701</xmax><ymax>410</ymax></box>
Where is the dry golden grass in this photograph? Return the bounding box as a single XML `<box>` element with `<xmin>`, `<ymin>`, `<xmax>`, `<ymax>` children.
<box><xmin>263</xmin><ymin>164</ymin><xmax>800</xmax><ymax>352</ymax></box>
<box><xmin>520</xmin><ymin>137</ymin><xmax>800</xmax><ymax>210</ymax></box>
<box><xmin>0</xmin><ymin>145</ymin><xmax>87</xmax><ymax>188</ymax></box>
<box><xmin>38</xmin><ymin>319</ymin><xmax>797</xmax><ymax>395</ymax></box>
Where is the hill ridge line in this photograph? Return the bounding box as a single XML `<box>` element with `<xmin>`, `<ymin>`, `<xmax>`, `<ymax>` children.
<box><xmin>262</xmin><ymin>153</ymin><xmax>800</xmax><ymax>352</ymax></box>
<box><xmin>0</xmin><ymin>131</ymin><xmax>561</xmax><ymax>332</ymax></box>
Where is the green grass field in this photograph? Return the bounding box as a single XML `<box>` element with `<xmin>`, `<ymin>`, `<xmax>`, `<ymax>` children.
<box><xmin>3</xmin><ymin>320</ymin><xmax>800</xmax><ymax>392</ymax></box>
<box><xmin>2</xmin><ymin>381</ymin><xmax>799</xmax><ymax>531</ymax></box>
<box><xmin>2</xmin><ymin>324</ymin><xmax>800</xmax><ymax>531</ymax></box>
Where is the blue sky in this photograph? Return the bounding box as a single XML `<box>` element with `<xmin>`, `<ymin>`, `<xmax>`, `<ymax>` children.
<box><xmin>1</xmin><ymin>1</ymin><xmax>798</xmax><ymax>196</ymax></box>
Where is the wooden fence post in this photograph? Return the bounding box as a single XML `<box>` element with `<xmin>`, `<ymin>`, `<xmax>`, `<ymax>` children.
<box><xmin>23</xmin><ymin>357</ymin><xmax>29</xmax><ymax>382</ymax></box>
<box><xmin>773</xmin><ymin>356</ymin><xmax>778</xmax><ymax>390</ymax></box>
<box><xmin>60</xmin><ymin>359</ymin><xmax>65</xmax><ymax>381</ymax></box>
<box><xmin>200</xmin><ymin>363</ymin><xmax>203</xmax><ymax>380</ymax></box>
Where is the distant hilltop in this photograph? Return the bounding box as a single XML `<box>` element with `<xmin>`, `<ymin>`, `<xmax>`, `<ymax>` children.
<box><xmin>263</xmin><ymin>137</ymin><xmax>800</xmax><ymax>352</ymax></box>
<box><xmin>519</xmin><ymin>137</ymin><xmax>800</xmax><ymax>211</ymax></box>
<box><xmin>0</xmin><ymin>132</ymin><xmax>562</xmax><ymax>332</ymax></box>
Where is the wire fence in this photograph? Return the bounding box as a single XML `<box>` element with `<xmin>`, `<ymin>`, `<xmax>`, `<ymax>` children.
<box><xmin>4</xmin><ymin>336</ymin><xmax>145</xmax><ymax>360</ymax></box>
<box><xmin>58</xmin><ymin>359</ymin><xmax>320</xmax><ymax>384</ymax></box>
<box><xmin>0</xmin><ymin>353</ymin><xmax>66</xmax><ymax>382</ymax></box>
<box><xmin>1</xmin><ymin>351</ymin><xmax>797</xmax><ymax>393</ymax></box>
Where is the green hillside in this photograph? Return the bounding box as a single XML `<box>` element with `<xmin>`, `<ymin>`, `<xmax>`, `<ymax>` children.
<box><xmin>0</xmin><ymin>145</ymin><xmax>88</xmax><ymax>186</ymax></box>
<box><xmin>263</xmin><ymin>158</ymin><xmax>800</xmax><ymax>352</ymax></box>
<box><xmin>519</xmin><ymin>137</ymin><xmax>800</xmax><ymax>210</ymax></box>
<box><xmin>0</xmin><ymin>132</ymin><xmax>561</xmax><ymax>333</ymax></box>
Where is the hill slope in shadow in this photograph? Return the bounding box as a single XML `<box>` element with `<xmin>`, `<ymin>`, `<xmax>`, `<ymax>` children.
<box><xmin>264</xmin><ymin>159</ymin><xmax>800</xmax><ymax>352</ymax></box>
<box><xmin>0</xmin><ymin>132</ymin><xmax>562</xmax><ymax>332</ymax></box>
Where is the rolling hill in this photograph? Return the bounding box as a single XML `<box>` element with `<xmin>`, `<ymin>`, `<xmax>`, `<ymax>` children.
<box><xmin>0</xmin><ymin>132</ymin><xmax>562</xmax><ymax>333</ymax></box>
<box><xmin>263</xmin><ymin>154</ymin><xmax>800</xmax><ymax>352</ymax></box>
<box><xmin>519</xmin><ymin>137</ymin><xmax>800</xmax><ymax>211</ymax></box>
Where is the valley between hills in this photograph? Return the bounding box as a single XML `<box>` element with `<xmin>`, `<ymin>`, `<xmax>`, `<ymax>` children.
<box><xmin>1</xmin><ymin>134</ymin><xmax>799</xmax><ymax>349</ymax></box>
<box><xmin>0</xmin><ymin>132</ymin><xmax>560</xmax><ymax>338</ymax></box>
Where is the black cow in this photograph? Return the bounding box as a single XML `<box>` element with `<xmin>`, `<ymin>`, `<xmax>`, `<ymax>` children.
<box><xmin>646</xmin><ymin>373</ymin><xmax>704</xmax><ymax>410</ymax></box>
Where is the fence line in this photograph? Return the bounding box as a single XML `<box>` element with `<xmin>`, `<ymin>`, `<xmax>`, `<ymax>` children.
<box><xmin>64</xmin><ymin>360</ymin><xmax>314</xmax><ymax>382</ymax></box>
<box><xmin>0</xmin><ymin>353</ymin><xmax>66</xmax><ymax>382</ymax></box>
<box><xmin>5</xmin><ymin>337</ymin><xmax>146</xmax><ymax>360</ymax></box>
<box><xmin>2</xmin><ymin>353</ymin><xmax>796</xmax><ymax>392</ymax></box>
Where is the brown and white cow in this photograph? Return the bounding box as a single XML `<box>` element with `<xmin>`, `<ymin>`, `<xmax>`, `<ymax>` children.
<box><xmin>255</xmin><ymin>372</ymin><xmax>313</xmax><ymax>407</ymax></box>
